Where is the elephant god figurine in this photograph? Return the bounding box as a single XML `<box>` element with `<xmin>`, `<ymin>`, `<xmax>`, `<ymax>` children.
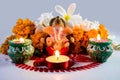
<box><xmin>43</xmin><ymin>16</ymin><xmax>73</xmax><ymax>55</ymax></box>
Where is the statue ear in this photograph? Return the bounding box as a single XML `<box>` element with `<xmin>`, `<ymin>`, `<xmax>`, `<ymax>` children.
<box><xmin>60</xmin><ymin>18</ymin><xmax>66</xmax><ymax>27</ymax></box>
<box><xmin>49</xmin><ymin>17</ymin><xmax>56</xmax><ymax>26</ymax></box>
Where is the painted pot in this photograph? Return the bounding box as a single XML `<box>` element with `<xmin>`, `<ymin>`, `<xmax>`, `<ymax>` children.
<box><xmin>87</xmin><ymin>39</ymin><xmax>113</xmax><ymax>62</ymax></box>
<box><xmin>7</xmin><ymin>39</ymin><xmax>34</xmax><ymax>63</ymax></box>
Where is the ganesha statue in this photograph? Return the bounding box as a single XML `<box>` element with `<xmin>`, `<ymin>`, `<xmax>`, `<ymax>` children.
<box><xmin>43</xmin><ymin>16</ymin><xmax>74</xmax><ymax>55</ymax></box>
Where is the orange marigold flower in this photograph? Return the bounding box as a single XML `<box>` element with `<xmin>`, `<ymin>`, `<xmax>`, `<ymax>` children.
<box><xmin>81</xmin><ymin>32</ymin><xmax>89</xmax><ymax>48</ymax></box>
<box><xmin>12</xmin><ymin>18</ymin><xmax>36</xmax><ymax>38</ymax></box>
<box><xmin>87</xmin><ymin>29</ymin><xmax>98</xmax><ymax>38</ymax></box>
<box><xmin>30</xmin><ymin>31</ymin><xmax>48</xmax><ymax>51</ymax></box>
<box><xmin>73</xmin><ymin>25</ymin><xmax>84</xmax><ymax>42</ymax></box>
<box><xmin>98</xmin><ymin>24</ymin><xmax>109</xmax><ymax>38</ymax></box>
<box><xmin>0</xmin><ymin>35</ymin><xmax>15</xmax><ymax>54</ymax></box>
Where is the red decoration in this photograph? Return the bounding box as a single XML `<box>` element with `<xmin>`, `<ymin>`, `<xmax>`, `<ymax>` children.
<box><xmin>47</xmin><ymin>60</ymin><xmax>69</xmax><ymax>69</ymax></box>
<box><xmin>15</xmin><ymin>54</ymin><xmax>101</xmax><ymax>72</ymax></box>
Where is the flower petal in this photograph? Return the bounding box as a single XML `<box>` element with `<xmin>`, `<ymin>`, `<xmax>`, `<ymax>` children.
<box><xmin>55</xmin><ymin>5</ymin><xmax>66</xmax><ymax>16</ymax></box>
<box><xmin>81</xmin><ymin>19</ymin><xmax>91</xmax><ymax>31</ymax></box>
<box><xmin>72</xmin><ymin>15</ymin><xmax>82</xmax><ymax>22</ymax></box>
<box><xmin>38</xmin><ymin>12</ymin><xmax>53</xmax><ymax>26</ymax></box>
<box><xmin>68</xmin><ymin>15</ymin><xmax>82</xmax><ymax>26</ymax></box>
<box><xmin>90</xmin><ymin>21</ymin><xmax>100</xmax><ymax>29</ymax></box>
<box><xmin>67</xmin><ymin>3</ymin><xmax>76</xmax><ymax>15</ymax></box>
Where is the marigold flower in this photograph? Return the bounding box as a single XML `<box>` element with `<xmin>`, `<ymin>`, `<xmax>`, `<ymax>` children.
<box><xmin>98</xmin><ymin>24</ymin><xmax>109</xmax><ymax>38</ymax></box>
<box><xmin>12</xmin><ymin>18</ymin><xmax>36</xmax><ymax>38</ymax></box>
<box><xmin>0</xmin><ymin>35</ymin><xmax>15</xmax><ymax>54</ymax></box>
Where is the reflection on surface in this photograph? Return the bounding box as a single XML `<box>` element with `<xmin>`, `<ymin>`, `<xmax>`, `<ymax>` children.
<box><xmin>0</xmin><ymin>53</ymin><xmax>13</xmax><ymax>67</ymax></box>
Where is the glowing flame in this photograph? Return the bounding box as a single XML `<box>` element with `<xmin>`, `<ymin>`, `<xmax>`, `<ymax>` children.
<box><xmin>55</xmin><ymin>50</ymin><xmax>60</xmax><ymax>60</ymax></box>
<box><xmin>97</xmin><ymin>34</ymin><xmax>101</xmax><ymax>41</ymax></box>
<box><xmin>20</xmin><ymin>38</ymin><xmax>24</xmax><ymax>43</ymax></box>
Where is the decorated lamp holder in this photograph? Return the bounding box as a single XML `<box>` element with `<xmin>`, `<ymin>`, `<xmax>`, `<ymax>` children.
<box><xmin>87</xmin><ymin>38</ymin><xmax>113</xmax><ymax>63</ymax></box>
<box><xmin>7</xmin><ymin>38</ymin><xmax>34</xmax><ymax>63</ymax></box>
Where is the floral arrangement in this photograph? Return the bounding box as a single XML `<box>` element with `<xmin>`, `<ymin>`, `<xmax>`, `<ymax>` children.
<box><xmin>1</xmin><ymin>3</ymin><xmax>119</xmax><ymax>56</ymax></box>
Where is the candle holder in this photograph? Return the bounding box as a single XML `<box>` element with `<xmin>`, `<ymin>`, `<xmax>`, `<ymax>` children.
<box><xmin>46</xmin><ymin>55</ymin><xmax>69</xmax><ymax>69</ymax></box>
<box><xmin>7</xmin><ymin>39</ymin><xmax>34</xmax><ymax>63</ymax></box>
<box><xmin>87</xmin><ymin>38</ymin><xmax>113</xmax><ymax>62</ymax></box>
<box><xmin>46</xmin><ymin>50</ymin><xmax>69</xmax><ymax>69</ymax></box>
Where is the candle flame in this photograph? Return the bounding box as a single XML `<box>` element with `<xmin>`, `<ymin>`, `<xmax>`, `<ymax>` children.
<box><xmin>97</xmin><ymin>34</ymin><xmax>101</xmax><ymax>41</ymax></box>
<box><xmin>20</xmin><ymin>38</ymin><xmax>24</xmax><ymax>43</ymax></box>
<box><xmin>55</xmin><ymin>50</ymin><xmax>59</xmax><ymax>60</ymax></box>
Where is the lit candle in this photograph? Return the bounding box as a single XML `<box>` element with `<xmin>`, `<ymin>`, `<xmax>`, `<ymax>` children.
<box><xmin>13</xmin><ymin>38</ymin><xmax>25</xmax><ymax>44</ymax></box>
<box><xmin>87</xmin><ymin>34</ymin><xmax>113</xmax><ymax>62</ymax></box>
<box><xmin>20</xmin><ymin>38</ymin><xmax>24</xmax><ymax>43</ymax></box>
<box><xmin>46</xmin><ymin>50</ymin><xmax>70</xmax><ymax>69</ymax></box>
<box><xmin>10</xmin><ymin>38</ymin><xmax>25</xmax><ymax>44</ymax></box>
<box><xmin>9</xmin><ymin>38</ymin><xmax>32</xmax><ymax>47</ymax></box>
<box><xmin>8</xmin><ymin>38</ymin><xmax>34</xmax><ymax>63</ymax></box>
<box><xmin>90</xmin><ymin>34</ymin><xmax>109</xmax><ymax>42</ymax></box>
<box><xmin>55</xmin><ymin>50</ymin><xmax>59</xmax><ymax>60</ymax></box>
<box><xmin>97</xmin><ymin>34</ymin><xmax>101</xmax><ymax>42</ymax></box>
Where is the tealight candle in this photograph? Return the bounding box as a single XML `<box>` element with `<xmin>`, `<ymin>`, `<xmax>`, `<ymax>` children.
<box><xmin>8</xmin><ymin>38</ymin><xmax>34</xmax><ymax>63</ymax></box>
<box><xmin>46</xmin><ymin>50</ymin><xmax>69</xmax><ymax>69</ymax></box>
<box><xmin>92</xmin><ymin>34</ymin><xmax>108</xmax><ymax>42</ymax></box>
<box><xmin>87</xmin><ymin>34</ymin><xmax>113</xmax><ymax>62</ymax></box>
<box><xmin>13</xmin><ymin>38</ymin><xmax>25</xmax><ymax>44</ymax></box>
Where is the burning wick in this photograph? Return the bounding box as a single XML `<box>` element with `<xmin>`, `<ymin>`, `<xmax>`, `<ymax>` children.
<box><xmin>97</xmin><ymin>34</ymin><xmax>101</xmax><ymax>42</ymax></box>
<box><xmin>55</xmin><ymin>50</ymin><xmax>59</xmax><ymax>60</ymax></box>
<box><xmin>20</xmin><ymin>38</ymin><xmax>25</xmax><ymax>43</ymax></box>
